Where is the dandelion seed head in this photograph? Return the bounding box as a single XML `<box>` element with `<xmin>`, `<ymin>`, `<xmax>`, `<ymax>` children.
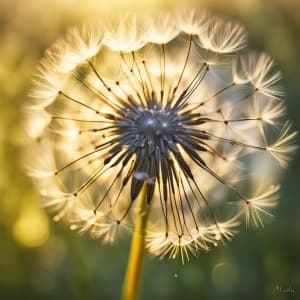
<box><xmin>25</xmin><ymin>9</ymin><xmax>296</xmax><ymax>262</ymax></box>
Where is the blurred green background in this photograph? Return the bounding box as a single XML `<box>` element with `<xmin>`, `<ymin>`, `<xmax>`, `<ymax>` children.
<box><xmin>0</xmin><ymin>0</ymin><xmax>299</xmax><ymax>299</ymax></box>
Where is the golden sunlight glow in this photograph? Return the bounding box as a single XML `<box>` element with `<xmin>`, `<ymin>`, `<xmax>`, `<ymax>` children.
<box><xmin>12</xmin><ymin>206</ymin><xmax>49</xmax><ymax>248</ymax></box>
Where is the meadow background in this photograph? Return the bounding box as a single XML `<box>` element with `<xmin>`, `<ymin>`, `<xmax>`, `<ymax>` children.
<box><xmin>0</xmin><ymin>0</ymin><xmax>299</xmax><ymax>299</ymax></box>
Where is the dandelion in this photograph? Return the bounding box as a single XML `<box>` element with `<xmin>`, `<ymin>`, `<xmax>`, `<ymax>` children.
<box><xmin>25</xmin><ymin>9</ymin><xmax>296</xmax><ymax>300</ymax></box>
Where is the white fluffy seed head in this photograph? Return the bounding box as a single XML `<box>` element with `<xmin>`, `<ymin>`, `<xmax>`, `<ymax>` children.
<box><xmin>25</xmin><ymin>9</ymin><xmax>296</xmax><ymax>262</ymax></box>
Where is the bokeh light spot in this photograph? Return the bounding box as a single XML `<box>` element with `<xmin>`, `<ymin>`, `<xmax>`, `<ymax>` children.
<box><xmin>212</xmin><ymin>261</ymin><xmax>239</xmax><ymax>292</ymax></box>
<box><xmin>12</xmin><ymin>208</ymin><xmax>49</xmax><ymax>248</ymax></box>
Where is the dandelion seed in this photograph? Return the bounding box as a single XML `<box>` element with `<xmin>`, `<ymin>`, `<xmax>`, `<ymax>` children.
<box><xmin>197</xmin><ymin>16</ymin><xmax>247</xmax><ymax>53</ymax></box>
<box><xmin>104</xmin><ymin>14</ymin><xmax>147</xmax><ymax>52</ymax></box>
<box><xmin>233</xmin><ymin>53</ymin><xmax>283</xmax><ymax>98</ymax></box>
<box><xmin>237</xmin><ymin>185</ymin><xmax>280</xmax><ymax>228</ymax></box>
<box><xmin>267</xmin><ymin>122</ymin><xmax>298</xmax><ymax>167</ymax></box>
<box><xmin>177</xmin><ymin>9</ymin><xmax>209</xmax><ymax>36</ymax></box>
<box><xmin>25</xmin><ymin>10</ymin><xmax>296</xmax><ymax>262</ymax></box>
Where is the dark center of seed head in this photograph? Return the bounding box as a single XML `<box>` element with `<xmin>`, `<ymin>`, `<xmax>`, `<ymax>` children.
<box><xmin>140</xmin><ymin>109</ymin><xmax>169</xmax><ymax>136</ymax></box>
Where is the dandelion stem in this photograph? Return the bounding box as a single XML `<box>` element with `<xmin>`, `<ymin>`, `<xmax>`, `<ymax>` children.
<box><xmin>122</xmin><ymin>183</ymin><xmax>150</xmax><ymax>300</ymax></box>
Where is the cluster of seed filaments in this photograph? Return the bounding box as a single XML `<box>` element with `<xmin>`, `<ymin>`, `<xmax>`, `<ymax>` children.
<box><xmin>53</xmin><ymin>48</ymin><xmax>264</xmax><ymax>231</ymax></box>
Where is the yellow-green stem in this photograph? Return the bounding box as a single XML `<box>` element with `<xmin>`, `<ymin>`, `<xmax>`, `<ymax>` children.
<box><xmin>122</xmin><ymin>183</ymin><xmax>150</xmax><ymax>300</ymax></box>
